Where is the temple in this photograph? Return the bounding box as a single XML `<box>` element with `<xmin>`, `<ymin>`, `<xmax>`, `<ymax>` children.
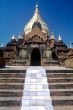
<box><xmin>0</xmin><ymin>3</ymin><xmax>73</xmax><ymax>110</ymax></box>
<box><xmin>0</xmin><ymin>4</ymin><xmax>73</xmax><ymax>67</ymax></box>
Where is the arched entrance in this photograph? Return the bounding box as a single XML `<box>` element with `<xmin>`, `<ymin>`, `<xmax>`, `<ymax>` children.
<box><xmin>30</xmin><ymin>48</ymin><xmax>41</xmax><ymax>66</ymax></box>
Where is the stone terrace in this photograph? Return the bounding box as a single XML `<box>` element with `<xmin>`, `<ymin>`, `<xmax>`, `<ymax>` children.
<box><xmin>0</xmin><ymin>66</ymin><xmax>73</xmax><ymax>110</ymax></box>
<box><xmin>47</xmin><ymin>67</ymin><xmax>73</xmax><ymax>110</ymax></box>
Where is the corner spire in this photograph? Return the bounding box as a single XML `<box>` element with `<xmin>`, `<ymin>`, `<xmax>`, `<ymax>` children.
<box><xmin>11</xmin><ymin>34</ymin><xmax>16</xmax><ymax>40</ymax></box>
<box><xmin>58</xmin><ymin>34</ymin><xmax>62</xmax><ymax>41</ymax></box>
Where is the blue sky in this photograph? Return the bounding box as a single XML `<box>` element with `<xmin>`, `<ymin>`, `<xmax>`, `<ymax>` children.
<box><xmin>0</xmin><ymin>0</ymin><xmax>73</xmax><ymax>47</ymax></box>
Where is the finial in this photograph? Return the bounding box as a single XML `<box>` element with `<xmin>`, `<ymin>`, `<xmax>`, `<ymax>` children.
<box><xmin>12</xmin><ymin>34</ymin><xmax>15</xmax><ymax>40</ymax></box>
<box><xmin>35</xmin><ymin>0</ymin><xmax>39</xmax><ymax>9</ymax></box>
<box><xmin>35</xmin><ymin>0</ymin><xmax>39</xmax><ymax>21</ymax></box>
<box><xmin>58</xmin><ymin>34</ymin><xmax>62</xmax><ymax>41</ymax></box>
<box><xmin>36</xmin><ymin>0</ymin><xmax>38</xmax><ymax>8</ymax></box>
<box><xmin>36</xmin><ymin>4</ymin><xmax>38</xmax><ymax>8</ymax></box>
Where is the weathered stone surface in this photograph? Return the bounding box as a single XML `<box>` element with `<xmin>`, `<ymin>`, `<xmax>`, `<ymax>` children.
<box><xmin>51</xmin><ymin>91</ymin><xmax>73</xmax><ymax>96</ymax></box>
<box><xmin>65</xmin><ymin>58</ymin><xmax>73</xmax><ymax>68</ymax></box>
<box><xmin>65</xmin><ymin>49</ymin><xmax>73</xmax><ymax>68</ymax></box>
<box><xmin>0</xmin><ymin>107</ymin><xmax>20</xmax><ymax>110</ymax></box>
<box><xmin>0</xmin><ymin>92</ymin><xmax>22</xmax><ymax>97</ymax></box>
<box><xmin>47</xmin><ymin>70</ymin><xmax>73</xmax><ymax>108</ymax></box>
<box><xmin>54</xmin><ymin>106</ymin><xmax>73</xmax><ymax>110</ymax></box>
<box><xmin>0</xmin><ymin>71</ymin><xmax>25</xmax><ymax>109</ymax></box>
<box><xmin>0</xmin><ymin>23</ymin><xmax>71</xmax><ymax>67</ymax></box>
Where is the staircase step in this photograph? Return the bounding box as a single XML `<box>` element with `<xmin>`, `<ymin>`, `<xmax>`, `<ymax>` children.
<box><xmin>52</xmin><ymin>96</ymin><xmax>73</xmax><ymax>100</ymax></box>
<box><xmin>47</xmin><ymin>73</ymin><xmax>73</xmax><ymax>78</ymax></box>
<box><xmin>49</xmin><ymin>84</ymin><xmax>73</xmax><ymax>89</ymax></box>
<box><xmin>0</xmin><ymin>90</ymin><xmax>73</xmax><ymax>97</ymax></box>
<box><xmin>0</xmin><ymin>85</ymin><xmax>23</xmax><ymax>89</ymax></box>
<box><xmin>52</xmin><ymin>100</ymin><xmax>73</xmax><ymax>106</ymax></box>
<box><xmin>0</xmin><ymin>97</ymin><xmax>21</xmax><ymax>101</ymax></box>
<box><xmin>0</xmin><ymin>73</ymin><xmax>26</xmax><ymax>78</ymax></box>
<box><xmin>53</xmin><ymin>106</ymin><xmax>73</xmax><ymax>110</ymax></box>
<box><xmin>0</xmin><ymin>107</ymin><xmax>20</xmax><ymax>110</ymax></box>
<box><xmin>0</xmin><ymin>96</ymin><xmax>73</xmax><ymax>101</ymax></box>
<box><xmin>0</xmin><ymin>100</ymin><xmax>73</xmax><ymax>107</ymax></box>
<box><xmin>0</xmin><ymin>89</ymin><xmax>22</xmax><ymax>92</ymax></box>
<box><xmin>47</xmin><ymin>78</ymin><xmax>73</xmax><ymax>83</ymax></box>
<box><xmin>0</xmin><ymin>92</ymin><xmax>22</xmax><ymax>97</ymax></box>
<box><xmin>0</xmin><ymin>101</ymin><xmax>20</xmax><ymax>107</ymax></box>
<box><xmin>0</xmin><ymin>70</ymin><xmax>26</xmax><ymax>73</ymax></box>
<box><xmin>0</xmin><ymin>79</ymin><xmax>25</xmax><ymax>83</ymax></box>
<box><xmin>51</xmin><ymin>91</ymin><xmax>73</xmax><ymax>96</ymax></box>
<box><xmin>46</xmin><ymin>70</ymin><xmax>73</xmax><ymax>73</ymax></box>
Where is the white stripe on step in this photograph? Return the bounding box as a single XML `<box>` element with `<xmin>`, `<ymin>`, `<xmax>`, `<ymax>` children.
<box><xmin>21</xmin><ymin>67</ymin><xmax>54</xmax><ymax>110</ymax></box>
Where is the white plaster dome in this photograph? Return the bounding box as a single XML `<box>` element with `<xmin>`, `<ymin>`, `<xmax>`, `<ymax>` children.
<box><xmin>24</xmin><ymin>4</ymin><xmax>49</xmax><ymax>35</ymax></box>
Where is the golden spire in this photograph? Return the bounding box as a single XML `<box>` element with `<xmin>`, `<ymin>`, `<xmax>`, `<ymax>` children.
<box><xmin>24</xmin><ymin>1</ymin><xmax>48</xmax><ymax>35</ymax></box>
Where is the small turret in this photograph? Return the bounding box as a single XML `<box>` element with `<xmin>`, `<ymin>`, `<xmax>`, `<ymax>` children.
<box><xmin>58</xmin><ymin>34</ymin><xmax>62</xmax><ymax>41</ymax></box>
<box><xmin>6</xmin><ymin>34</ymin><xmax>17</xmax><ymax>47</ymax></box>
<box><xmin>11</xmin><ymin>34</ymin><xmax>16</xmax><ymax>40</ymax></box>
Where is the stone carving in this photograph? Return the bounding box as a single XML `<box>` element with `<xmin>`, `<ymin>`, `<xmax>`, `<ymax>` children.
<box><xmin>46</xmin><ymin>48</ymin><xmax>52</xmax><ymax>61</ymax></box>
<box><xmin>65</xmin><ymin>49</ymin><xmax>73</xmax><ymax>68</ymax></box>
<box><xmin>0</xmin><ymin>5</ymin><xmax>71</xmax><ymax>67</ymax></box>
<box><xmin>19</xmin><ymin>49</ymin><xmax>27</xmax><ymax>59</ymax></box>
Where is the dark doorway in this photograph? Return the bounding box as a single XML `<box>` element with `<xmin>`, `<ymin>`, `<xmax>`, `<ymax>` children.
<box><xmin>52</xmin><ymin>50</ymin><xmax>58</xmax><ymax>60</ymax></box>
<box><xmin>30</xmin><ymin>48</ymin><xmax>41</xmax><ymax>66</ymax></box>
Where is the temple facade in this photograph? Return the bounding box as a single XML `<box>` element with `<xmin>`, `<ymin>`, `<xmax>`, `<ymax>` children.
<box><xmin>0</xmin><ymin>4</ymin><xmax>73</xmax><ymax>67</ymax></box>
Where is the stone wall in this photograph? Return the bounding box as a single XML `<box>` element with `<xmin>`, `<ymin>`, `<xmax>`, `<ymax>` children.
<box><xmin>65</xmin><ymin>57</ymin><xmax>73</xmax><ymax>68</ymax></box>
<box><xmin>65</xmin><ymin>49</ymin><xmax>73</xmax><ymax>68</ymax></box>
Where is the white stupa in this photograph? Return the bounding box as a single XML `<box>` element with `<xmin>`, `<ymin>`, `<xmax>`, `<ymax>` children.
<box><xmin>24</xmin><ymin>4</ymin><xmax>49</xmax><ymax>35</ymax></box>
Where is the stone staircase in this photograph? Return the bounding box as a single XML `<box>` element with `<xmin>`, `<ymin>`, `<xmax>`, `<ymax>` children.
<box><xmin>47</xmin><ymin>70</ymin><xmax>73</xmax><ymax>110</ymax></box>
<box><xmin>0</xmin><ymin>67</ymin><xmax>73</xmax><ymax>110</ymax></box>
<box><xmin>0</xmin><ymin>70</ymin><xmax>26</xmax><ymax>110</ymax></box>
<box><xmin>20</xmin><ymin>67</ymin><xmax>54</xmax><ymax>110</ymax></box>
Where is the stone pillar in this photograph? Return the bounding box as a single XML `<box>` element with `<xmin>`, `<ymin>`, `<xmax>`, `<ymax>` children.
<box><xmin>45</xmin><ymin>48</ymin><xmax>52</xmax><ymax>61</ymax></box>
